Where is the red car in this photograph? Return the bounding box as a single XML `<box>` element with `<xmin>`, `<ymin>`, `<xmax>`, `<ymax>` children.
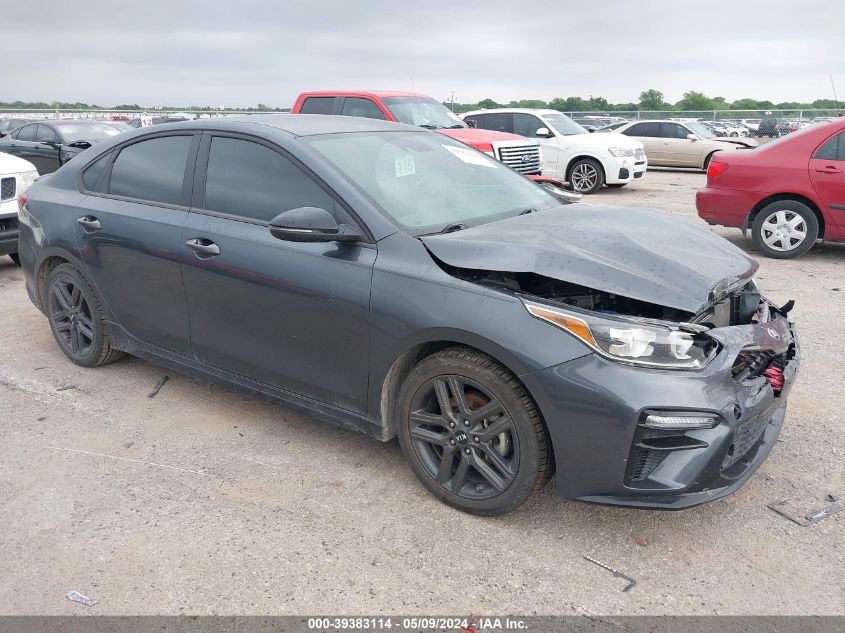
<box><xmin>697</xmin><ymin>118</ymin><xmax>845</xmax><ymax>258</ymax></box>
<box><xmin>291</xmin><ymin>90</ymin><xmax>544</xmax><ymax>175</ymax></box>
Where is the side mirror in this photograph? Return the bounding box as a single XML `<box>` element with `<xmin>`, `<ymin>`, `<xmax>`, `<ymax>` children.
<box><xmin>465</xmin><ymin>119</ymin><xmax>477</xmax><ymax>128</ymax></box>
<box><xmin>686</xmin><ymin>133</ymin><xmax>698</xmax><ymax>141</ymax></box>
<box><xmin>269</xmin><ymin>207</ymin><xmax>360</xmax><ymax>243</ymax></box>
<box><xmin>536</xmin><ymin>127</ymin><xmax>554</xmax><ymax>138</ymax></box>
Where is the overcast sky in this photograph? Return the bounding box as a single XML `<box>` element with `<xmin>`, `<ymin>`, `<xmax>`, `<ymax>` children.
<box><xmin>2</xmin><ymin>0</ymin><xmax>843</xmax><ymax>108</ymax></box>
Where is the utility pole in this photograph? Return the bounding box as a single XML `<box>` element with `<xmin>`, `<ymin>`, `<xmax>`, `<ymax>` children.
<box><xmin>449</xmin><ymin>91</ymin><xmax>456</xmax><ymax>112</ymax></box>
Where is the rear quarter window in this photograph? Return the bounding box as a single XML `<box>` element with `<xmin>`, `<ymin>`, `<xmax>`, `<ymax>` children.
<box><xmin>299</xmin><ymin>97</ymin><xmax>336</xmax><ymax>115</ymax></box>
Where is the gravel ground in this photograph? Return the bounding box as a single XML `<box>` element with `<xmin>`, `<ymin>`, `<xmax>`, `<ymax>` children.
<box><xmin>0</xmin><ymin>169</ymin><xmax>842</xmax><ymax>615</ymax></box>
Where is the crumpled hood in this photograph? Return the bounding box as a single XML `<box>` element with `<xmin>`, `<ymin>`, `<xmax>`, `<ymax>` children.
<box><xmin>420</xmin><ymin>205</ymin><xmax>758</xmax><ymax>315</ymax></box>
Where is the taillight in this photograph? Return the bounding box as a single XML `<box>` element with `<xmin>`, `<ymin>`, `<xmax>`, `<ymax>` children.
<box><xmin>17</xmin><ymin>191</ymin><xmax>27</xmax><ymax>213</ymax></box>
<box><xmin>706</xmin><ymin>160</ymin><xmax>729</xmax><ymax>182</ymax></box>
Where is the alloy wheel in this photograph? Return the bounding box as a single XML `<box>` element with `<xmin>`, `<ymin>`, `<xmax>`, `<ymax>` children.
<box><xmin>570</xmin><ymin>163</ymin><xmax>599</xmax><ymax>192</ymax></box>
<box><xmin>760</xmin><ymin>209</ymin><xmax>807</xmax><ymax>252</ymax></box>
<box><xmin>408</xmin><ymin>374</ymin><xmax>519</xmax><ymax>501</ymax></box>
<box><xmin>49</xmin><ymin>277</ymin><xmax>95</xmax><ymax>357</ymax></box>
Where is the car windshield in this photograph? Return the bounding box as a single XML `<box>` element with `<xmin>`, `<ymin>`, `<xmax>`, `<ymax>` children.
<box><xmin>686</xmin><ymin>122</ymin><xmax>716</xmax><ymax>139</ymax></box>
<box><xmin>306</xmin><ymin>131</ymin><xmax>558</xmax><ymax>235</ymax></box>
<box><xmin>55</xmin><ymin>123</ymin><xmax>124</xmax><ymax>143</ymax></box>
<box><xmin>381</xmin><ymin>96</ymin><xmax>465</xmax><ymax>129</ymax></box>
<box><xmin>543</xmin><ymin>112</ymin><xmax>587</xmax><ymax>136</ymax></box>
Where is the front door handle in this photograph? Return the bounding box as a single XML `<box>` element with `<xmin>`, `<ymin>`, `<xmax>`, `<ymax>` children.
<box><xmin>186</xmin><ymin>238</ymin><xmax>220</xmax><ymax>257</ymax></box>
<box><xmin>77</xmin><ymin>216</ymin><xmax>101</xmax><ymax>231</ymax></box>
<box><xmin>815</xmin><ymin>166</ymin><xmax>842</xmax><ymax>174</ymax></box>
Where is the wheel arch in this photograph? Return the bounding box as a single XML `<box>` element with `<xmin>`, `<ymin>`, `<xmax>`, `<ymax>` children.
<box><xmin>563</xmin><ymin>153</ymin><xmax>607</xmax><ymax>181</ymax></box>
<box><xmin>35</xmin><ymin>252</ymin><xmax>75</xmax><ymax>312</ymax></box>
<box><xmin>376</xmin><ymin>338</ymin><xmax>556</xmax><ymax>473</ymax></box>
<box><xmin>745</xmin><ymin>193</ymin><xmax>826</xmax><ymax>238</ymax></box>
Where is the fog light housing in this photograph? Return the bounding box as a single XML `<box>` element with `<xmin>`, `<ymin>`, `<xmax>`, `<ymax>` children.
<box><xmin>643</xmin><ymin>413</ymin><xmax>719</xmax><ymax>430</ymax></box>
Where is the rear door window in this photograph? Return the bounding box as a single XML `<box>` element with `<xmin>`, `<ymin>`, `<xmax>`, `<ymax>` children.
<box><xmin>467</xmin><ymin>113</ymin><xmax>513</xmax><ymax>134</ymax></box>
<box><xmin>108</xmin><ymin>136</ymin><xmax>193</xmax><ymax>205</ymax></box>
<box><xmin>202</xmin><ymin>136</ymin><xmax>342</xmax><ymax>223</ymax></box>
<box><xmin>341</xmin><ymin>98</ymin><xmax>386</xmax><ymax>120</ymax></box>
<box><xmin>14</xmin><ymin>124</ymin><xmax>37</xmax><ymax>141</ymax></box>
<box><xmin>623</xmin><ymin>122</ymin><xmax>659</xmax><ymax>137</ymax></box>
<box><xmin>814</xmin><ymin>133</ymin><xmax>845</xmax><ymax>161</ymax></box>
<box><xmin>82</xmin><ymin>152</ymin><xmax>111</xmax><ymax>192</ymax></box>
<box><xmin>299</xmin><ymin>97</ymin><xmax>336</xmax><ymax>115</ymax></box>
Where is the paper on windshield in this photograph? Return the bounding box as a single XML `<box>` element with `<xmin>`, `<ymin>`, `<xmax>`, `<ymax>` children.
<box><xmin>395</xmin><ymin>154</ymin><xmax>416</xmax><ymax>177</ymax></box>
<box><xmin>442</xmin><ymin>144</ymin><xmax>494</xmax><ymax>167</ymax></box>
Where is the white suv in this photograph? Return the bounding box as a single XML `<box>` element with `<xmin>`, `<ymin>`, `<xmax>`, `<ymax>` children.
<box><xmin>0</xmin><ymin>153</ymin><xmax>38</xmax><ymax>265</ymax></box>
<box><xmin>462</xmin><ymin>108</ymin><xmax>646</xmax><ymax>194</ymax></box>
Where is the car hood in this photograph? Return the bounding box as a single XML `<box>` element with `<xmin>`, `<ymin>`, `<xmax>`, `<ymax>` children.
<box><xmin>0</xmin><ymin>152</ymin><xmax>37</xmax><ymax>175</ymax></box>
<box><xmin>420</xmin><ymin>205</ymin><xmax>758</xmax><ymax>315</ymax></box>
<box><xmin>559</xmin><ymin>131</ymin><xmax>643</xmax><ymax>150</ymax></box>
<box><xmin>711</xmin><ymin>137</ymin><xmax>758</xmax><ymax>148</ymax></box>
<box><xmin>438</xmin><ymin>127</ymin><xmax>536</xmax><ymax>145</ymax></box>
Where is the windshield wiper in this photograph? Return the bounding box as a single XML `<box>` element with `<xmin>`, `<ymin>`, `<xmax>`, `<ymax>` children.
<box><xmin>439</xmin><ymin>223</ymin><xmax>467</xmax><ymax>234</ymax></box>
<box><xmin>519</xmin><ymin>208</ymin><xmax>538</xmax><ymax>216</ymax></box>
<box><xmin>418</xmin><ymin>124</ymin><xmax>439</xmax><ymax>129</ymax></box>
<box><xmin>446</xmin><ymin>124</ymin><xmax>465</xmax><ymax>129</ymax></box>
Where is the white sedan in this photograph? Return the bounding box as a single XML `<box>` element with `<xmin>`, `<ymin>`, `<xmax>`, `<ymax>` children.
<box><xmin>462</xmin><ymin>108</ymin><xmax>646</xmax><ymax>194</ymax></box>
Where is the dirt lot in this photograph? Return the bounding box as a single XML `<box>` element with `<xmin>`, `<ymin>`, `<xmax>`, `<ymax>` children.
<box><xmin>0</xmin><ymin>169</ymin><xmax>842</xmax><ymax>615</ymax></box>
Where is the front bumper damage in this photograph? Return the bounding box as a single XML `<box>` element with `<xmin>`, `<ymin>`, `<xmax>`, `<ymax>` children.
<box><xmin>524</xmin><ymin>300</ymin><xmax>799</xmax><ymax>509</ymax></box>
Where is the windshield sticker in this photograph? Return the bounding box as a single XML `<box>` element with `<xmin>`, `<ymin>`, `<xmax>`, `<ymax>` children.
<box><xmin>395</xmin><ymin>154</ymin><xmax>416</xmax><ymax>177</ymax></box>
<box><xmin>442</xmin><ymin>144</ymin><xmax>494</xmax><ymax>167</ymax></box>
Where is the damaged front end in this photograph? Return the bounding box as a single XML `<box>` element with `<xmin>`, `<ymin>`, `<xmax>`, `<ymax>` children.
<box><xmin>442</xmin><ymin>263</ymin><xmax>800</xmax><ymax>508</ymax></box>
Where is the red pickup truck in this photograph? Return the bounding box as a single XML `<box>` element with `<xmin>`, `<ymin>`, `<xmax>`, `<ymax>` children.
<box><xmin>291</xmin><ymin>90</ymin><xmax>544</xmax><ymax>177</ymax></box>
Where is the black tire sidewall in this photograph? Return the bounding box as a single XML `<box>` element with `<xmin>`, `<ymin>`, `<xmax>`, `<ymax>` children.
<box><xmin>396</xmin><ymin>351</ymin><xmax>545</xmax><ymax>516</ymax></box>
<box><xmin>569</xmin><ymin>158</ymin><xmax>605</xmax><ymax>194</ymax></box>
<box><xmin>751</xmin><ymin>201</ymin><xmax>819</xmax><ymax>259</ymax></box>
<box><xmin>45</xmin><ymin>264</ymin><xmax>107</xmax><ymax>367</ymax></box>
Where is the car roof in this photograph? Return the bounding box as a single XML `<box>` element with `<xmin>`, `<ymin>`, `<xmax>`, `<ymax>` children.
<box><xmin>463</xmin><ymin>108</ymin><xmax>560</xmax><ymax>116</ymax></box>
<box><xmin>148</xmin><ymin>114</ymin><xmax>420</xmax><ymax>136</ymax></box>
<box><xmin>298</xmin><ymin>90</ymin><xmax>423</xmax><ymax>99</ymax></box>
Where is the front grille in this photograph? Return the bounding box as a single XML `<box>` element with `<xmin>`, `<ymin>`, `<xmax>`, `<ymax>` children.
<box><xmin>496</xmin><ymin>145</ymin><xmax>542</xmax><ymax>175</ymax></box>
<box><xmin>0</xmin><ymin>217</ymin><xmax>19</xmax><ymax>234</ymax></box>
<box><xmin>0</xmin><ymin>177</ymin><xmax>15</xmax><ymax>201</ymax></box>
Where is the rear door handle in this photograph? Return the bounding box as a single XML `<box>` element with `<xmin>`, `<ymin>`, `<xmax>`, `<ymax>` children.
<box><xmin>77</xmin><ymin>216</ymin><xmax>101</xmax><ymax>231</ymax></box>
<box><xmin>186</xmin><ymin>238</ymin><xmax>220</xmax><ymax>257</ymax></box>
<box><xmin>815</xmin><ymin>166</ymin><xmax>842</xmax><ymax>174</ymax></box>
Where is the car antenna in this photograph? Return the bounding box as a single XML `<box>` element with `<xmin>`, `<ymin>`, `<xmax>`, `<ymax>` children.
<box><xmin>410</xmin><ymin>75</ymin><xmax>423</xmax><ymax>124</ymax></box>
<box><xmin>831</xmin><ymin>75</ymin><xmax>842</xmax><ymax>116</ymax></box>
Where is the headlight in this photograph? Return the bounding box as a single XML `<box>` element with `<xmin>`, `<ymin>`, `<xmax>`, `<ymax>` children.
<box><xmin>607</xmin><ymin>147</ymin><xmax>635</xmax><ymax>157</ymax></box>
<box><xmin>19</xmin><ymin>170</ymin><xmax>38</xmax><ymax>191</ymax></box>
<box><xmin>523</xmin><ymin>300</ymin><xmax>717</xmax><ymax>369</ymax></box>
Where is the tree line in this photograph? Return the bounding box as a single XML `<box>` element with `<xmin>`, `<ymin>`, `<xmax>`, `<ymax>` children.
<box><xmin>453</xmin><ymin>90</ymin><xmax>841</xmax><ymax>113</ymax></box>
<box><xmin>0</xmin><ymin>91</ymin><xmax>840</xmax><ymax>113</ymax></box>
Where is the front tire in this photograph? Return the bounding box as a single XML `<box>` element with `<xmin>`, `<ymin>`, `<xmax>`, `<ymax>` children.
<box><xmin>751</xmin><ymin>201</ymin><xmax>818</xmax><ymax>259</ymax></box>
<box><xmin>45</xmin><ymin>263</ymin><xmax>124</xmax><ymax>367</ymax></box>
<box><xmin>396</xmin><ymin>348</ymin><xmax>550</xmax><ymax>516</ymax></box>
<box><xmin>568</xmin><ymin>158</ymin><xmax>604</xmax><ymax>194</ymax></box>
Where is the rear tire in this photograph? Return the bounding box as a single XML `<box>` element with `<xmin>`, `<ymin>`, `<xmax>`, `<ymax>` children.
<box><xmin>45</xmin><ymin>263</ymin><xmax>124</xmax><ymax>367</ymax></box>
<box><xmin>568</xmin><ymin>158</ymin><xmax>604</xmax><ymax>194</ymax></box>
<box><xmin>8</xmin><ymin>253</ymin><xmax>20</xmax><ymax>266</ymax></box>
<box><xmin>751</xmin><ymin>200</ymin><xmax>818</xmax><ymax>259</ymax></box>
<box><xmin>396</xmin><ymin>348</ymin><xmax>550</xmax><ymax>516</ymax></box>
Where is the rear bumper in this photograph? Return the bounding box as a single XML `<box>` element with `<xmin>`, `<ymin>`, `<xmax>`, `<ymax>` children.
<box><xmin>696</xmin><ymin>186</ymin><xmax>764</xmax><ymax>227</ymax></box>
<box><xmin>522</xmin><ymin>307</ymin><xmax>799</xmax><ymax>510</ymax></box>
